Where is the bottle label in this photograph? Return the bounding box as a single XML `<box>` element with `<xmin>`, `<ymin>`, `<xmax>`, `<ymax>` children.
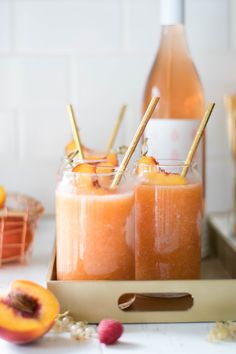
<box><xmin>144</xmin><ymin>118</ymin><xmax>202</xmax><ymax>169</ymax></box>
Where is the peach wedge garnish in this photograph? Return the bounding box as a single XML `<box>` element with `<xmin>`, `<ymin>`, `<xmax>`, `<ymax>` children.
<box><xmin>72</xmin><ymin>163</ymin><xmax>98</xmax><ymax>188</ymax></box>
<box><xmin>96</xmin><ymin>162</ymin><xmax>115</xmax><ymax>188</ymax></box>
<box><xmin>138</xmin><ymin>155</ymin><xmax>158</xmax><ymax>166</ymax></box>
<box><xmin>72</xmin><ymin>163</ymin><xmax>96</xmax><ymax>174</ymax></box>
<box><xmin>65</xmin><ymin>139</ymin><xmax>99</xmax><ymax>158</ymax></box>
<box><xmin>137</xmin><ymin>155</ymin><xmax>186</xmax><ymax>185</ymax></box>
<box><xmin>145</xmin><ymin>171</ymin><xmax>186</xmax><ymax>185</ymax></box>
<box><xmin>96</xmin><ymin>162</ymin><xmax>115</xmax><ymax>174</ymax></box>
<box><xmin>106</xmin><ymin>152</ymin><xmax>118</xmax><ymax>167</ymax></box>
<box><xmin>0</xmin><ymin>280</ymin><xmax>60</xmax><ymax>344</ymax></box>
<box><xmin>137</xmin><ymin>155</ymin><xmax>158</xmax><ymax>174</ymax></box>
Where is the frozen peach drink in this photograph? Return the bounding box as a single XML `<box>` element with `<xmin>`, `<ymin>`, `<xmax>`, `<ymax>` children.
<box><xmin>56</xmin><ymin>163</ymin><xmax>134</xmax><ymax>280</ymax></box>
<box><xmin>135</xmin><ymin>157</ymin><xmax>202</xmax><ymax>280</ymax></box>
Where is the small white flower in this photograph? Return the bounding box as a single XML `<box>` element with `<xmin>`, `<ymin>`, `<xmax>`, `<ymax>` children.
<box><xmin>77</xmin><ymin>321</ymin><xmax>87</xmax><ymax>328</ymax></box>
<box><xmin>61</xmin><ymin>315</ymin><xmax>75</xmax><ymax>331</ymax></box>
<box><xmin>215</xmin><ymin>327</ymin><xmax>230</xmax><ymax>340</ymax></box>
<box><xmin>70</xmin><ymin>323</ymin><xmax>81</xmax><ymax>333</ymax></box>
<box><xmin>52</xmin><ymin>321</ymin><xmax>63</xmax><ymax>333</ymax></box>
<box><xmin>84</xmin><ymin>327</ymin><xmax>96</xmax><ymax>338</ymax></box>
<box><xmin>71</xmin><ymin>328</ymin><xmax>85</xmax><ymax>340</ymax></box>
<box><xmin>207</xmin><ymin>321</ymin><xmax>236</xmax><ymax>342</ymax></box>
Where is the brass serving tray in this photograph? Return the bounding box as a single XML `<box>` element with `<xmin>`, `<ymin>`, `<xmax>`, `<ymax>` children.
<box><xmin>47</xmin><ymin>214</ymin><xmax>236</xmax><ymax>323</ymax></box>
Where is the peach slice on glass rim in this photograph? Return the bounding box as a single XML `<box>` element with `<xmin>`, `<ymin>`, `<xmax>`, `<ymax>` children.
<box><xmin>96</xmin><ymin>162</ymin><xmax>115</xmax><ymax>174</ymax></box>
<box><xmin>85</xmin><ymin>154</ymin><xmax>106</xmax><ymax>161</ymax></box>
<box><xmin>65</xmin><ymin>139</ymin><xmax>107</xmax><ymax>161</ymax></box>
<box><xmin>96</xmin><ymin>162</ymin><xmax>115</xmax><ymax>188</ymax></box>
<box><xmin>0</xmin><ymin>280</ymin><xmax>60</xmax><ymax>344</ymax></box>
<box><xmin>136</xmin><ymin>155</ymin><xmax>186</xmax><ymax>185</ymax></box>
<box><xmin>145</xmin><ymin>171</ymin><xmax>186</xmax><ymax>185</ymax></box>
<box><xmin>106</xmin><ymin>152</ymin><xmax>118</xmax><ymax>167</ymax></box>
<box><xmin>72</xmin><ymin>163</ymin><xmax>96</xmax><ymax>174</ymax></box>
<box><xmin>138</xmin><ymin>155</ymin><xmax>158</xmax><ymax>166</ymax></box>
<box><xmin>136</xmin><ymin>155</ymin><xmax>158</xmax><ymax>174</ymax></box>
<box><xmin>72</xmin><ymin>163</ymin><xmax>98</xmax><ymax>188</ymax></box>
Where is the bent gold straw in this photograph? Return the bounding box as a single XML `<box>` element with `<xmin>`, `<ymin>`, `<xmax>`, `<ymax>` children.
<box><xmin>181</xmin><ymin>103</ymin><xmax>215</xmax><ymax>178</ymax></box>
<box><xmin>67</xmin><ymin>104</ymin><xmax>84</xmax><ymax>161</ymax></box>
<box><xmin>110</xmin><ymin>97</ymin><xmax>160</xmax><ymax>189</ymax></box>
<box><xmin>106</xmin><ymin>104</ymin><xmax>127</xmax><ymax>154</ymax></box>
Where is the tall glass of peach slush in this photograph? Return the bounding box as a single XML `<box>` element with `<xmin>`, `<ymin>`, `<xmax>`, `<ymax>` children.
<box><xmin>135</xmin><ymin>156</ymin><xmax>202</xmax><ymax>280</ymax></box>
<box><xmin>56</xmin><ymin>163</ymin><xmax>135</xmax><ymax>280</ymax></box>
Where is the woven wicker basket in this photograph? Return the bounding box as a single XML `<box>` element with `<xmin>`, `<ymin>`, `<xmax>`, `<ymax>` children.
<box><xmin>0</xmin><ymin>193</ymin><xmax>44</xmax><ymax>265</ymax></box>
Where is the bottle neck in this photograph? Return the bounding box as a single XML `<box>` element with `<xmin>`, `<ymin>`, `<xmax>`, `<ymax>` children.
<box><xmin>160</xmin><ymin>0</ymin><xmax>184</xmax><ymax>26</ymax></box>
<box><xmin>158</xmin><ymin>24</ymin><xmax>190</xmax><ymax>57</ymax></box>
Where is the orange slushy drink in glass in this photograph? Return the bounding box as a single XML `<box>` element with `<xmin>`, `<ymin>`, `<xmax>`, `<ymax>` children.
<box><xmin>56</xmin><ymin>162</ymin><xmax>135</xmax><ymax>280</ymax></box>
<box><xmin>135</xmin><ymin>156</ymin><xmax>202</xmax><ymax>280</ymax></box>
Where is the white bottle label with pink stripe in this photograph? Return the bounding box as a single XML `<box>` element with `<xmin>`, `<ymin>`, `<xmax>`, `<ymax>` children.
<box><xmin>145</xmin><ymin>118</ymin><xmax>202</xmax><ymax>169</ymax></box>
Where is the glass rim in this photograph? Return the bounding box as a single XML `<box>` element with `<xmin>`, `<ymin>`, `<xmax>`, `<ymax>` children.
<box><xmin>61</xmin><ymin>156</ymin><xmax>107</xmax><ymax>164</ymax></box>
<box><xmin>61</xmin><ymin>167</ymin><xmax>128</xmax><ymax>178</ymax></box>
<box><xmin>134</xmin><ymin>159</ymin><xmax>198</xmax><ymax>168</ymax></box>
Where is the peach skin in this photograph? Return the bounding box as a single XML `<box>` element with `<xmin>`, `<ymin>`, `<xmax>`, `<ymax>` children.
<box><xmin>0</xmin><ymin>280</ymin><xmax>59</xmax><ymax>344</ymax></box>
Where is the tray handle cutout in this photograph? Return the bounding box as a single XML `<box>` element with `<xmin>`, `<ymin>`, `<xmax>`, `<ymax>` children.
<box><xmin>118</xmin><ymin>293</ymin><xmax>193</xmax><ymax>312</ymax></box>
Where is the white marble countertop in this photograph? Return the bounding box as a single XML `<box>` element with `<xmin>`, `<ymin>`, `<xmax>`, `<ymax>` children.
<box><xmin>0</xmin><ymin>217</ymin><xmax>235</xmax><ymax>353</ymax></box>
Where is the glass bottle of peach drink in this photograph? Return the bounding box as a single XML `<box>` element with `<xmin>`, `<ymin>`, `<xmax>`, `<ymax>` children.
<box><xmin>135</xmin><ymin>155</ymin><xmax>202</xmax><ymax>280</ymax></box>
<box><xmin>56</xmin><ymin>161</ymin><xmax>135</xmax><ymax>280</ymax></box>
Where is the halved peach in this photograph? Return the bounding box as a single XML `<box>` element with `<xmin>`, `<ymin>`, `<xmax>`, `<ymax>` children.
<box><xmin>72</xmin><ymin>163</ymin><xmax>98</xmax><ymax>188</ymax></box>
<box><xmin>145</xmin><ymin>171</ymin><xmax>186</xmax><ymax>185</ymax></box>
<box><xmin>0</xmin><ymin>185</ymin><xmax>6</xmax><ymax>208</ymax></box>
<box><xmin>0</xmin><ymin>280</ymin><xmax>59</xmax><ymax>344</ymax></box>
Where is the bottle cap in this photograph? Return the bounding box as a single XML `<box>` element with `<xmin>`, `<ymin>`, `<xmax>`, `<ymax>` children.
<box><xmin>160</xmin><ymin>0</ymin><xmax>184</xmax><ymax>25</ymax></box>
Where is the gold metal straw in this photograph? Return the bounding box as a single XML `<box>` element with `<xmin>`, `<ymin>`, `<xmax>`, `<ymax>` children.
<box><xmin>67</xmin><ymin>104</ymin><xmax>84</xmax><ymax>161</ymax></box>
<box><xmin>224</xmin><ymin>95</ymin><xmax>236</xmax><ymax>236</ymax></box>
<box><xmin>110</xmin><ymin>97</ymin><xmax>160</xmax><ymax>189</ymax></box>
<box><xmin>181</xmin><ymin>103</ymin><xmax>215</xmax><ymax>178</ymax></box>
<box><xmin>106</xmin><ymin>104</ymin><xmax>127</xmax><ymax>154</ymax></box>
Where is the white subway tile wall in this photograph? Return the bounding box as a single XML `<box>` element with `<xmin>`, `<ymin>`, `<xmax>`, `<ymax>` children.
<box><xmin>14</xmin><ymin>0</ymin><xmax>123</xmax><ymax>52</ymax></box>
<box><xmin>231</xmin><ymin>0</ymin><xmax>236</xmax><ymax>50</ymax></box>
<box><xmin>0</xmin><ymin>112</ymin><xmax>17</xmax><ymax>158</ymax></box>
<box><xmin>185</xmin><ymin>0</ymin><xmax>229</xmax><ymax>51</ymax></box>
<box><xmin>0</xmin><ymin>0</ymin><xmax>235</xmax><ymax>214</ymax></box>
